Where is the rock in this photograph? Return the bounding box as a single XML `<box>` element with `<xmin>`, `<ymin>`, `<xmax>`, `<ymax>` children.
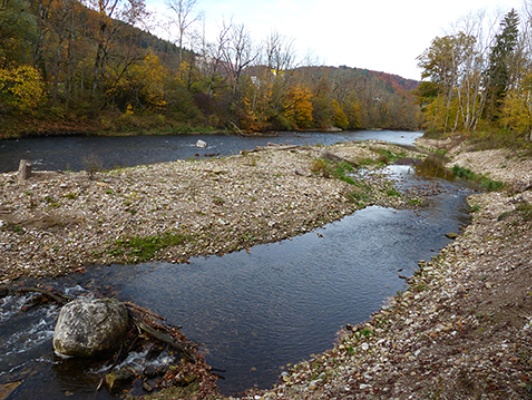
<box><xmin>445</xmin><ymin>232</ymin><xmax>459</xmax><ymax>239</ymax></box>
<box><xmin>195</xmin><ymin>139</ymin><xmax>207</xmax><ymax>148</ymax></box>
<box><xmin>53</xmin><ymin>298</ymin><xmax>129</xmax><ymax>358</ymax></box>
<box><xmin>105</xmin><ymin>368</ymin><xmax>136</xmax><ymax>392</ymax></box>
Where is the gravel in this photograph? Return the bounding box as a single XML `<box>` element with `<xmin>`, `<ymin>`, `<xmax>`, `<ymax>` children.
<box><xmin>0</xmin><ymin>141</ymin><xmax>419</xmax><ymax>283</ymax></box>
<box><xmin>2</xmin><ymin>139</ymin><xmax>530</xmax><ymax>400</ymax></box>
<box><xmin>230</xmin><ymin>140</ymin><xmax>531</xmax><ymax>400</ymax></box>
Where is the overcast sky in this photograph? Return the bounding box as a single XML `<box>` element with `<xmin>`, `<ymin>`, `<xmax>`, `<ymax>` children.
<box><xmin>148</xmin><ymin>0</ymin><xmax>526</xmax><ymax>80</ymax></box>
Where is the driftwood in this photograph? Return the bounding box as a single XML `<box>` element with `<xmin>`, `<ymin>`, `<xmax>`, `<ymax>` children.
<box><xmin>0</xmin><ymin>285</ymin><xmax>72</xmax><ymax>305</ymax></box>
<box><xmin>320</xmin><ymin>150</ymin><xmax>359</xmax><ymax>167</ymax></box>
<box><xmin>126</xmin><ymin>303</ymin><xmax>196</xmax><ymax>362</ymax></box>
<box><xmin>251</xmin><ymin>144</ymin><xmax>303</xmax><ymax>153</ymax></box>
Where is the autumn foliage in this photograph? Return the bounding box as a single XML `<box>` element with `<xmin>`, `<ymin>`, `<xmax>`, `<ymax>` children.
<box><xmin>417</xmin><ymin>8</ymin><xmax>532</xmax><ymax>143</ymax></box>
<box><xmin>0</xmin><ymin>0</ymin><xmax>420</xmax><ymax>137</ymax></box>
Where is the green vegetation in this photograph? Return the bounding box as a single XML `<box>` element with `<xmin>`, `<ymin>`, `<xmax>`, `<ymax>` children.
<box><xmin>470</xmin><ymin>204</ymin><xmax>481</xmax><ymax>213</ymax></box>
<box><xmin>451</xmin><ymin>166</ymin><xmax>505</xmax><ymax>192</ymax></box>
<box><xmin>0</xmin><ymin>0</ymin><xmax>419</xmax><ymax>138</ymax></box>
<box><xmin>2</xmin><ymin>223</ymin><xmax>24</xmax><ymax>234</ymax></box>
<box><xmin>107</xmin><ymin>232</ymin><xmax>192</xmax><ymax>262</ymax></box>
<box><xmin>310</xmin><ymin>158</ymin><xmax>356</xmax><ymax>185</ymax></box>
<box><xmin>386</xmin><ymin>188</ymin><xmax>401</xmax><ymax>197</ymax></box>
<box><xmin>417</xmin><ymin>8</ymin><xmax>532</xmax><ymax>148</ymax></box>
<box><xmin>498</xmin><ymin>202</ymin><xmax>532</xmax><ymax>222</ymax></box>
<box><xmin>374</xmin><ymin>148</ymin><xmax>408</xmax><ymax>165</ymax></box>
<box><xmin>516</xmin><ymin>202</ymin><xmax>532</xmax><ymax>221</ymax></box>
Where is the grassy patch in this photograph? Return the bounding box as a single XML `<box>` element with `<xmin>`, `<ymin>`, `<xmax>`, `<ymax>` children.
<box><xmin>2</xmin><ymin>223</ymin><xmax>24</xmax><ymax>234</ymax></box>
<box><xmin>470</xmin><ymin>204</ymin><xmax>481</xmax><ymax>213</ymax></box>
<box><xmin>386</xmin><ymin>187</ymin><xmax>401</xmax><ymax>197</ymax></box>
<box><xmin>498</xmin><ymin>202</ymin><xmax>532</xmax><ymax>222</ymax></box>
<box><xmin>408</xmin><ymin>198</ymin><xmax>424</xmax><ymax>206</ymax></box>
<box><xmin>45</xmin><ymin>195</ymin><xmax>61</xmax><ymax>208</ymax></box>
<box><xmin>107</xmin><ymin>231</ymin><xmax>191</xmax><ymax>262</ymax></box>
<box><xmin>310</xmin><ymin>158</ymin><xmax>356</xmax><ymax>185</ymax></box>
<box><xmin>373</xmin><ymin>147</ymin><xmax>408</xmax><ymax>165</ymax></box>
<box><xmin>451</xmin><ymin>165</ymin><xmax>504</xmax><ymax>192</ymax></box>
<box><xmin>516</xmin><ymin>202</ymin><xmax>532</xmax><ymax>221</ymax></box>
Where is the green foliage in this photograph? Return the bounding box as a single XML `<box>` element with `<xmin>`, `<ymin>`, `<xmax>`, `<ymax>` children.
<box><xmin>479</xmin><ymin>177</ymin><xmax>504</xmax><ymax>192</ymax></box>
<box><xmin>516</xmin><ymin>202</ymin><xmax>532</xmax><ymax>221</ymax></box>
<box><xmin>417</xmin><ymin>8</ymin><xmax>532</xmax><ymax>142</ymax></box>
<box><xmin>0</xmin><ymin>0</ymin><xmax>38</xmax><ymax>67</ymax></box>
<box><xmin>386</xmin><ymin>188</ymin><xmax>401</xmax><ymax>197</ymax></box>
<box><xmin>450</xmin><ymin>165</ymin><xmax>477</xmax><ymax>180</ymax></box>
<box><xmin>468</xmin><ymin>129</ymin><xmax>532</xmax><ymax>153</ymax></box>
<box><xmin>2</xmin><ymin>223</ymin><xmax>24</xmax><ymax>234</ymax></box>
<box><xmin>484</xmin><ymin>9</ymin><xmax>520</xmax><ymax>122</ymax></box>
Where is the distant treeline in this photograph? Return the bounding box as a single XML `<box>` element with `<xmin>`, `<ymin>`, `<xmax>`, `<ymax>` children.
<box><xmin>0</xmin><ymin>0</ymin><xmax>421</xmax><ymax>137</ymax></box>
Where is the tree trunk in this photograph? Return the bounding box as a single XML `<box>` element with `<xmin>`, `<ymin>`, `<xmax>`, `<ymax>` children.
<box><xmin>18</xmin><ymin>160</ymin><xmax>32</xmax><ymax>181</ymax></box>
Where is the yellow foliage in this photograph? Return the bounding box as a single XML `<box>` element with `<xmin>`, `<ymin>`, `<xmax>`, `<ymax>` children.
<box><xmin>500</xmin><ymin>88</ymin><xmax>532</xmax><ymax>136</ymax></box>
<box><xmin>285</xmin><ymin>84</ymin><xmax>313</xmax><ymax>129</ymax></box>
<box><xmin>106</xmin><ymin>50</ymin><xmax>167</xmax><ymax>110</ymax></box>
<box><xmin>0</xmin><ymin>65</ymin><xmax>45</xmax><ymax>113</ymax></box>
<box><xmin>331</xmin><ymin>100</ymin><xmax>349</xmax><ymax>129</ymax></box>
<box><xmin>240</xmin><ymin>75</ymin><xmax>274</xmax><ymax>131</ymax></box>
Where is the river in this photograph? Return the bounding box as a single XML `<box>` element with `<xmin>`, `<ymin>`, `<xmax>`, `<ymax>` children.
<box><xmin>0</xmin><ymin>131</ymin><xmax>473</xmax><ymax>399</ymax></box>
<box><xmin>0</xmin><ymin>130</ymin><xmax>421</xmax><ymax>173</ymax></box>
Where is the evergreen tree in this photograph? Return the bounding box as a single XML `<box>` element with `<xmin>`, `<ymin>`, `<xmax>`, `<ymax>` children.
<box><xmin>484</xmin><ymin>9</ymin><xmax>520</xmax><ymax>121</ymax></box>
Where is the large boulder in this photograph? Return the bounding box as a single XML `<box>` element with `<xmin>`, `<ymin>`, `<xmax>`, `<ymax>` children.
<box><xmin>53</xmin><ymin>298</ymin><xmax>129</xmax><ymax>358</ymax></box>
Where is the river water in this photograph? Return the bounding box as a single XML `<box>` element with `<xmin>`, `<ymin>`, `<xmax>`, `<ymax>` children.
<box><xmin>0</xmin><ymin>130</ymin><xmax>421</xmax><ymax>172</ymax></box>
<box><xmin>0</xmin><ymin>131</ymin><xmax>473</xmax><ymax>398</ymax></box>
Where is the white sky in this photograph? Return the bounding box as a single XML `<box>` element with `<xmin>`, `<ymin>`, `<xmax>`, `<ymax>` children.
<box><xmin>147</xmin><ymin>0</ymin><xmax>527</xmax><ymax>80</ymax></box>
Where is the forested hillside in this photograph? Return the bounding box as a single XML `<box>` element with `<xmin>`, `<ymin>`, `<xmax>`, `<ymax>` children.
<box><xmin>0</xmin><ymin>0</ymin><xmax>421</xmax><ymax>138</ymax></box>
<box><xmin>416</xmin><ymin>6</ymin><xmax>532</xmax><ymax>146</ymax></box>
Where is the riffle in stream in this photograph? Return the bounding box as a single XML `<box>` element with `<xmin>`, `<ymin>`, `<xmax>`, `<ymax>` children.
<box><xmin>0</xmin><ymin>165</ymin><xmax>473</xmax><ymax>399</ymax></box>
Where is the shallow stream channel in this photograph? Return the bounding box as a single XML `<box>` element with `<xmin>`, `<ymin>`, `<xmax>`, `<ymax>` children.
<box><xmin>0</xmin><ymin>132</ymin><xmax>474</xmax><ymax>399</ymax></box>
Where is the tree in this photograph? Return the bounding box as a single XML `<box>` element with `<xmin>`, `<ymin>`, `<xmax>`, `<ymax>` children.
<box><xmin>0</xmin><ymin>0</ymin><xmax>38</xmax><ymax>68</ymax></box>
<box><xmin>262</xmin><ymin>31</ymin><xmax>296</xmax><ymax>76</ymax></box>
<box><xmin>284</xmin><ymin>84</ymin><xmax>313</xmax><ymax>129</ymax></box>
<box><xmin>105</xmin><ymin>50</ymin><xmax>167</xmax><ymax>110</ymax></box>
<box><xmin>0</xmin><ymin>65</ymin><xmax>45</xmax><ymax>113</ymax></box>
<box><xmin>484</xmin><ymin>9</ymin><xmax>520</xmax><ymax>121</ymax></box>
<box><xmin>165</xmin><ymin>0</ymin><xmax>200</xmax><ymax>63</ymax></box>
<box><xmin>220</xmin><ymin>21</ymin><xmax>258</xmax><ymax>97</ymax></box>
<box><xmin>417</xmin><ymin>31</ymin><xmax>485</xmax><ymax>132</ymax></box>
<box><xmin>88</xmin><ymin>0</ymin><xmax>148</xmax><ymax>96</ymax></box>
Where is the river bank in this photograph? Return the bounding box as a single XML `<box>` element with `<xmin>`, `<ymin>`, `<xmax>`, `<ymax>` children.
<box><xmin>1</xmin><ymin>138</ymin><xmax>530</xmax><ymax>399</ymax></box>
<box><xmin>0</xmin><ymin>141</ymin><xmax>423</xmax><ymax>283</ymax></box>
<box><xmin>226</xmin><ymin>139</ymin><xmax>531</xmax><ymax>400</ymax></box>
